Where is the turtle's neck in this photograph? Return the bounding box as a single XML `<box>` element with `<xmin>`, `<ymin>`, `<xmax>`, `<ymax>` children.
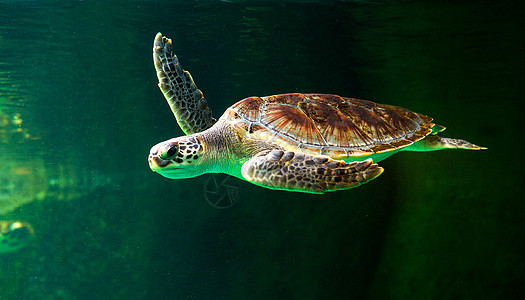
<box><xmin>194</xmin><ymin>119</ymin><xmax>245</xmax><ymax>178</ymax></box>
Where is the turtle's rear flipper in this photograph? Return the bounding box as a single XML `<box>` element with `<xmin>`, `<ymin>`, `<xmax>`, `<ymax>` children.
<box><xmin>241</xmin><ymin>150</ymin><xmax>383</xmax><ymax>194</ymax></box>
<box><xmin>405</xmin><ymin>135</ymin><xmax>487</xmax><ymax>152</ymax></box>
<box><xmin>153</xmin><ymin>33</ymin><xmax>216</xmax><ymax>135</ymax></box>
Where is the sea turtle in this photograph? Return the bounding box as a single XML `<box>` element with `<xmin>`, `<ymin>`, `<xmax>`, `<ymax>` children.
<box><xmin>148</xmin><ymin>33</ymin><xmax>486</xmax><ymax>194</ymax></box>
<box><xmin>0</xmin><ymin>221</ymin><xmax>34</xmax><ymax>254</ymax></box>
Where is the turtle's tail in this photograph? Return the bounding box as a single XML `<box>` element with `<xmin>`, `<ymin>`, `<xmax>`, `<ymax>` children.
<box><xmin>404</xmin><ymin>135</ymin><xmax>487</xmax><ymax>152</ymax></box>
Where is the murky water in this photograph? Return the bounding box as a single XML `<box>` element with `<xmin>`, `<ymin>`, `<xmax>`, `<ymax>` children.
<box><xmin>1</xmin><ymin>1</ymin><xmax>523</xmax><ymax>299</ymax></box>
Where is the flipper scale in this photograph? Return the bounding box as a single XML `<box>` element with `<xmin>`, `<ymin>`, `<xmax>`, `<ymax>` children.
<box><xmin>153</xmin><ymin>32</ymin><xmax>216</xmax><ymax>135</ymax></box>
<box><xmin>241</xmin><ymin>150</ymin><xmax>383</xmax><ymax>194</ymax></box>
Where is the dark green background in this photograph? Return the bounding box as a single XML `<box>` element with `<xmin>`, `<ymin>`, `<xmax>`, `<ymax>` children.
<box><xmin>1</xmin><ymin>1</ymin><xmax>523</xmax><ymax>299</ymax></box>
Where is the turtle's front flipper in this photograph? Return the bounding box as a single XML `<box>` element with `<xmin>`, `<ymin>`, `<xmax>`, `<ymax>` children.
<box><xmin>241</xmin><ymin>150</ymin><xmax>384</xmax><ymax>194</ymax></box>
<box><xmin>153</xmin><ymin>33</ymin><xmax>216</xmax><ymax>135</ymax></box>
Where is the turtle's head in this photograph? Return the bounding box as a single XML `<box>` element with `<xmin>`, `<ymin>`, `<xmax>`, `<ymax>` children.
<box><xmin>148</xmin><ymin>136</ymin><xmax>207</xmax><ymax>179</ymax></box>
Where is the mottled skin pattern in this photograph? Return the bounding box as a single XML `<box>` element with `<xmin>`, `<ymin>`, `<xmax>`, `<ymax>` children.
<box><xmin>148</xmin><ymin>33</ymin><xmax>486</xmax><ymax>194</ymax></box>
<box><xmin>154</xmin><ymin>33</ymin><xmax>215</xmax><ymax>135</ymax></box>
<box><xmin>241</xmin><ymin>151</ymin><xmax>383</xmax><ymax>193</ymax></box>
<box><xmin>0</xmin><ymin>221</ymin><xmax>34</xmax><ymax>254</ymax></box>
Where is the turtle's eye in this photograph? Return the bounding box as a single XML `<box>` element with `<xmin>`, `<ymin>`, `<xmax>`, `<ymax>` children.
<box><xmin>165</xmin><ymin>144</ymin><xmax>179</xmax><ymax>160</ymax></box>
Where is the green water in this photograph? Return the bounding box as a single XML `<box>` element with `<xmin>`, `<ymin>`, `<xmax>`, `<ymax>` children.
<box><xmin>1</xmin><ymin>1</ymin><xmax>523</xmax><ymax>299</ymax></box>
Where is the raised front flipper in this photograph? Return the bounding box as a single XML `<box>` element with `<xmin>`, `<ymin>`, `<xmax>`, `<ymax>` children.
<box><xmin>153</xmin><ymin>33</ymin><xmax>216</xmax><ymax>135</ymax></box>
<box><xmin>241</xmin><ymin>150</ymin><xmax>384</xmax><ymax>194</ymax></box>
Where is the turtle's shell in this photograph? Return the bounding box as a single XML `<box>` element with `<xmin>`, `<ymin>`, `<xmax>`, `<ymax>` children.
<box><xmin>223</xmin><ymin>93</ymin><xmax>435</xmax><ymax>159</ymax></box>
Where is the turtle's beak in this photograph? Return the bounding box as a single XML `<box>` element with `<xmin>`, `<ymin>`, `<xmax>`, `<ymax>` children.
<box><xmin>148</xmin><ymin>142</ymin><xmax>173</xmax><ymax>171</ymax></box>
<box><xmin>148</xmin><ymin>155</ymin><xmax>172</xmax><ymax>171</ymax></box>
